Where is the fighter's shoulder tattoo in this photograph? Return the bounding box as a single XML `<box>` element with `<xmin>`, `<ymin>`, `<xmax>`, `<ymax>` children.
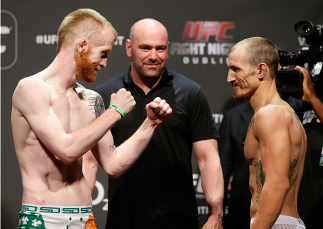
<box><xmin>254</xmin><ymin>159</ymin><xmax>265</xmax><ymax>203</ymax></box>
<box><xmin>288</xmin><ymin>159</ymin><xmax>297</xmax><ymax>182</ymax></box>
<box><xmin>291</xmin><ymin>110</ymin><xmax>303</xmax><ymax>131</ymax></box>
<box><xmin>109</xmin><ymin>144</ymin><xmax>116</xmax><ymax>152</ymax></box>
<box><xmin>89</xmin><ymin>93</ymin><xmax>105</xmax><ymax>118</ymax></box>
<box><xmin>247</xmin><ymin>116</ymin><xmax>255</xmax><ymax>132</ymax></box>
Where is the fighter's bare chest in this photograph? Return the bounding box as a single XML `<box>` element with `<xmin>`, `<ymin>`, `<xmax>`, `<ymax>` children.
<box><xmin>51</xmin><ymin>94</ymin><xmax>95</xmax><ymax>133</ymax></box>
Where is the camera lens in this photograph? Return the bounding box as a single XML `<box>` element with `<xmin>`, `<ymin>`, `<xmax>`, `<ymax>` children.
<box><xmin>301</xmin><ymin>24</ymin><xmax>311</xmax><ymax>34</ymax></box>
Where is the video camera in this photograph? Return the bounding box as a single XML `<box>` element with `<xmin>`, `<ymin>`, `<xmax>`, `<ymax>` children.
<box><xmin>276</xmin><ymin>21</ymin><xmax>323</xmax><ymax>97</ymax></box>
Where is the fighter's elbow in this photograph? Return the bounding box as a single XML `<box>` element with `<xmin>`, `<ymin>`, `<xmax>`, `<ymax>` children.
<box><xmin>105</xmin><ymin>165</ymin><xmax>123</xmax><ymax>179</ymax></box>
<box><xmin>108</xmin><ymin>173</ymin><xmax>120</xmax><ymax>179</ymax></box>
<box><xmin>62</xmin><ymin>156</ymin><xmax>76</xmax><ymax>165</ymax></box>
<box><xmin>56</xmin><ymin>153</ymin><xmax>76</xmax><ymax>165</ymax></box>
<box><xmin>275</xmin><ymin>179</ymin><xmax>290</xmax><ymax>195</ymax></box>
<box><xmin>54</xmin><ymin>146</ymin><xmax>79</xmax><ymax>165</ymax></box>
<box><xmin>48</xmin><ymin>136</ymin><xmax>77</xmax><ymax>164</ymax></box>
<box><xmin>105</xmin><ymin>170</ymin><xmax>121</xmax><ymax>179</ymax></box>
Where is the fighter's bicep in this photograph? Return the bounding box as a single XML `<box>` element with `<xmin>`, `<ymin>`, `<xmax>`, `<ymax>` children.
<box><xmin>12</xmin><ymin>78</ymin><xmax>67</xmax><ymax>144</ymax></box>
<box><xmin>254</xmin><ymin>108</ymin><xmax>291</xmax><ymax>178</ymax></box>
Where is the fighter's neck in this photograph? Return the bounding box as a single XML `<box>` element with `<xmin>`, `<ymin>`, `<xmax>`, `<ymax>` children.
<box><xmin>43</xmin><ymin>55</ymin><xmax>79</xmax><ymax>91</ymax></box>
<box><xmin>248</xmin><ymin>82</ymin><xmax>281</xmax><ymax>112</ymax></box>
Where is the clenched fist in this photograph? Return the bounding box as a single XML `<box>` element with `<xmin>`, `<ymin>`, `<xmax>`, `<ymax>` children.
<box><xmin>110</xmin><ymin>88</ymin><xmax>136</xmax><ymax>114</ymax></box>
<box><xmin>146</xmin><ymin>97</ymin><xmax>172</xmax><ymax>127</ymax></box>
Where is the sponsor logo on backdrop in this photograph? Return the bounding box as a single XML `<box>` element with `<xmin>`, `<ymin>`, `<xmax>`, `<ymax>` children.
<box><xmin>213</xmin><ymin>114</ymin><xmax>223</xmax><ymax>124</ymax></box>
<box><xmin>35</xmin><ymin>34</ymin><xmax>125</xmax><ymax>46</ymax></box>
<box><xmin>114</xmin><ymin>36</ymin><xmax>125</xmax><ymax>46</ymax></box>
<box><xmin>198</xmin><ymin>206</ymin><xmax>209</xmax><ymax>215</ymax></box>
<box><xmin>1</xmin><ymin>10</ymin><xmax>18</xmax><ymax>70</ymax></box>
<box><xmin>93</xmin><ymin>181</ymin><xmax>109</xmax><ymax>211</ymax></box>
<box><xmin>193</xmin><ymin>174</ymin><xmax>205</xmax><ymax>199</ymax></box>
<box><xmin>36</xmin><ymin>35</ymin><xmax>58</xmax><ymax>45</ymax></box>
<box><xmin>169</xmin><ymin>21</ymin><xmax>235</xmax><ymax>65</ymax></box>
<box><xmin>193</xmin><ymin>174</ymin><xmax>209</xmax><ymax>215</ymax></box>
<box><xmin>93</xmin><ymin>173</ymin><xmax>208</xmax><ymax>214</ymax></box>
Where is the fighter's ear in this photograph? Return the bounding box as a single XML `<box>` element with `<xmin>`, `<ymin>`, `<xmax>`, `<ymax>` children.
<box><xmin>257</xmin><ymin>63</ymin><xmax>267</xmax><ymax>80</ymax></box>
<box><xmin>126</xmin><ymin>39</ymin><xmax>132</xmax><ymax>57</ymax></box>
<box><xmin>78</xmin><ymin>38</ymin><xmax>88</xmax><ymax>54</ymax></box>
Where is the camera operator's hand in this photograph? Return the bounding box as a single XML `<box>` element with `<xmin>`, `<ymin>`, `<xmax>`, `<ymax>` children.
<box><xmin>295</xmin><ymin>65</ymin><xmax>323</xmax><ymax>123</ymax></box>
<box><xmin>295</xmin><ymin>66</ymin><xmax>316</xmax><ymax>103</ymax></box>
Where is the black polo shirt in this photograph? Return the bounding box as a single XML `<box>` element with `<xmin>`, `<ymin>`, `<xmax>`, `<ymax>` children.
<box><xmin>95</xmin><ymin>67</ymin><xmax>219</xmax><ymax>229</ymax></box>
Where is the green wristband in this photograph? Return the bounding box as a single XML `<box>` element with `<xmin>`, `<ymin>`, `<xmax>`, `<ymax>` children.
<box><xmin>109</xmin><ymin>104</ymin><xmax>126</xmax><ymax>118</ymax></box>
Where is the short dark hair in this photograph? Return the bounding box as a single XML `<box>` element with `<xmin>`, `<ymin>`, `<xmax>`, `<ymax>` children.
<box><xmin>231</xmin><ymin>37</ymin><xmax>279</xmax><ymax>78</ymax></box>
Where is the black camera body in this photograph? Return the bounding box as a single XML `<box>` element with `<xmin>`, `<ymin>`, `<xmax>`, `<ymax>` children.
<box><xmin>276</xmin><ymin>21</ymin><xmax>323</xmax><ymax>96</ymax></box>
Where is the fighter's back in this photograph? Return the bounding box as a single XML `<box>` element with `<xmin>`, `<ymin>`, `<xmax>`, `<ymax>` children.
<box><xmin>244</xmin><ymin>101</ymin><xmax>307</xmax><ymax>219</ymax></box>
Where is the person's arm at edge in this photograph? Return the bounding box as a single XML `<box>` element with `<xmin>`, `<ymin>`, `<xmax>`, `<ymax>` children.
<box><xmin>296</xmin><ymin>66</ymin><xmax>323</xmax><ymax>123</ymax></box>
<box><xmin>194</xmin><ymin>139</ymin><xmax>224</xmax><ymax>229</ymax></box>
<box><xmin>250</xmin><ymin>107</ymin><xmax>291</xmax><ymax>229</ymax></box>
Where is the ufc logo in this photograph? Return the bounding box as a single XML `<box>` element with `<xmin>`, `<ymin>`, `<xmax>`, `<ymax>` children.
<box><xmin>182</xmin><ymin>21</ymin><xmax>235</xmax><ymax>42</ymax></box>
<box><xmin>1</xmin><ymin>10</ymin><xmax>18</xmax><ymax>70</ymax></box>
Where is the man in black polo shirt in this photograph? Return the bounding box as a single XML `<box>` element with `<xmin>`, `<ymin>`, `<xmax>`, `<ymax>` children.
<box><xmin>94</xmin><ymin>18</ymin><xmax>224</xmax><ymax>229</ymax></box>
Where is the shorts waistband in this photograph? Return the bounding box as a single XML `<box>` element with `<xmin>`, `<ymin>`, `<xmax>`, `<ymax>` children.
<box><xmin>22</xmin><ymin>204</ymin><xmax>92</xmax><ymax>215</ymax></box>
<box><xmin>251</xmin><ymin>215</ymin><xmax>306</xmax><ymax>228</ymax></box>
